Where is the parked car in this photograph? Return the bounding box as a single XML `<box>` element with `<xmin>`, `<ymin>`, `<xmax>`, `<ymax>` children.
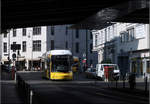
<box><xmin>96</xmin><ymin>64</ymin><xmax>120</xmax><ymax>81</ymax></box>
<box><xmin>85</xmin><ymin>67</ymin><xmax>97</xmax><ymax>79</ymax></box>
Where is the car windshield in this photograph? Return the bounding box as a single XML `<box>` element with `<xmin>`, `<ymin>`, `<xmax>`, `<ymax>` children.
<box><xmin>103</xmin><ymin>65</ymin><xmax>118</xmax><ymax>70</ymax></box>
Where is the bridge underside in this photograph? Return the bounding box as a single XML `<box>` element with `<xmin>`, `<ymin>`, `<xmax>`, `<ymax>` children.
<box><xmin>2</xmin><ymin>0</ymin><xmax>149</xmax><ymax>32</ymax></box>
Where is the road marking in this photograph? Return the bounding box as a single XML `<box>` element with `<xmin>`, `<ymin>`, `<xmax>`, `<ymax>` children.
<box><xmin>95</xmin><ymin>92</ymin><xmax>108</xmax><ymax>97</ymax></box>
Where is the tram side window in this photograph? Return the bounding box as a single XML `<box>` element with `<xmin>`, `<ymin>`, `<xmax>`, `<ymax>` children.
<box><xmin>101</xmin><ymin>66</ymin><xmax>103</xmax><ymax>71</ymax></box>
<box><xmin>51</xmin><ymin>61</ymin><xmax>55</xmax><ymax>72</ymax></box>
<box><xmin>147</xmin><ymin>61</ymin><xmax>150</xmax><ymax>73</ymax></box>
<box><xmin>51</xmin><ymin>57</ymin><xmax>55</xmax><ymax>72</ymax></box>
<box><xmin>45</xmin><ymin>61</ymin><xmax>47</xmax><ymax>69</ymax></box>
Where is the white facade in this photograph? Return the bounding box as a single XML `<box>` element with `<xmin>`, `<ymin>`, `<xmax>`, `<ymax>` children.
<box><xmin>2</xmin><ymin>25</ymin><xmax>97</xmax><ymax>70</ymax></box>
<box><xmin>92</xmin><ymin>23</ymin><xmax>150</xmax><ymax>77</ymax></box>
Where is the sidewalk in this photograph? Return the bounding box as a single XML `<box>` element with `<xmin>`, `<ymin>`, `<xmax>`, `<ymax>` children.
<box><xmin>1</xmin><ymin>80</ymin><xmax>24</xmax><ymax>104</ymax></box>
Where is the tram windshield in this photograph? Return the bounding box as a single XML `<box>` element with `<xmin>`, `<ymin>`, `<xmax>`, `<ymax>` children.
<box><xmin>51</xmin><ymin>55</ymin><xmax>72</xmax><ymax>72</ymax></box>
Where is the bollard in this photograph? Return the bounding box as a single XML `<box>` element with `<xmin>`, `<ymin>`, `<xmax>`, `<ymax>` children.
<box><xmin>14</xmin><ymin>72</ymin><xmax>16</xmax><ymax>82</ymax></box>
<box><xmin>145</xmin><ymin>76</ymin><xmax>147</xmax><ymax>92</ymax></box>
<box><xmin>114</xmin><ymin>75</ymin><xmax>119</xmax><ymax>88</ymax></box>
<box><xmin>116</xmin><ymin>80</ymin><xmax>118</xmax><ymax>88</ymax></box>
<box><xmin>12</xmin><ymin>66</ymin><xmax>15</xmax><ymax>80</ymax></box>
<box><xmin>30</xmin><ymin>90</ymin><xmax>33</xmax><ymax>104</ymax></box>
<box><xmin>123</xmin><ymin>76</ymin><xmax>125</xmax><ymax>88</ymax></box>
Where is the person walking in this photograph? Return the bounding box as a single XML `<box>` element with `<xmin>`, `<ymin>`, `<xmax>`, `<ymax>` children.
<box><xmin>104</xmin><ymin>66</ymin><xmax>109</xmax><ymax>82</ymax></box>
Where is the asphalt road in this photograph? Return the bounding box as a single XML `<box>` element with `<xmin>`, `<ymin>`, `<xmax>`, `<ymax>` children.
<box><xmin>16</xmin><ymin>71</ymin><xmax>149</xmax><ymax>104</ymax></box>
<box><xmin>1</xmin><ymin>81</ymin><xmax>24</xmax><ymax>104</ymax></box>
<box><xmin>30</xmin><ymin>83</ymin><xmax>149</xmax><ymax>104</ymax></box>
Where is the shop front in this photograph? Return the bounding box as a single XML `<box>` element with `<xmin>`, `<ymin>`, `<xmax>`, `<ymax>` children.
<box><xmin>130</xmin><ymin>51</ymin><xmax>150</xmax><ymax>78</ymax></box>
<box><xmin>28</xmin><ymin>59</ymin><xmax>41</xmax><ymax>71</ymax></box>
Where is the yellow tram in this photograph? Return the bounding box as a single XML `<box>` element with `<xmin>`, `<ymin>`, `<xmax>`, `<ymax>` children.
<box><xmin>42</xmin><ymin>50</ymin><xmax>73</xmax><ymax>80</ymax></box>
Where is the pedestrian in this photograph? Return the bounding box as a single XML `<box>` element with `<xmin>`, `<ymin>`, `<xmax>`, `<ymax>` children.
<box><xmin>90</xmin><ymin>64</ymin><xmax>93</xmax><ymax>68</ymax></box>
<box><xmin>11</xmin><ymin>66</ymin><xmax>15</xmax><ymax>80</ymax></box>
<box><xmin>129</xmin><ymin>73</ymin><xmax>136</xmax><ymax>90</ymax></box>
<box><xmin>104</xmin><ymin>66</ymin><xmax>109</xmax><ymax>82</ymax></box>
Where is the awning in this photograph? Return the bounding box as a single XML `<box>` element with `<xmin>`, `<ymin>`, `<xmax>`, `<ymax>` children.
<box><xmin>28</xmin><ymin>58</ymin><xmax>41</xmax><ymax>61</ymax></box>
<box><xmin>1</xmin><ymin>59</ymin><xmax>8</xmax><ymax>62</ymax></box>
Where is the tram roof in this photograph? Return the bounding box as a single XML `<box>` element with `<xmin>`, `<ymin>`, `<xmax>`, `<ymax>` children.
<box><xmin>47</xmin><ymin>50</ymin><xmax>72</xmax><ymax>56</ymax></box>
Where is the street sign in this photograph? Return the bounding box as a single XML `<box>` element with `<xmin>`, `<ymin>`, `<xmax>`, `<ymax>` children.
<box><xmin>82</xmin><ymin>59</ymin><xmax>86</xmax><ymax>63</ymax></box>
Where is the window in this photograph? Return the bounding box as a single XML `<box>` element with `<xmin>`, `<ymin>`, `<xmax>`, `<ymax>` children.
<box><xmin>22</xmin><ymin>28</ymin><xmax>26</xmax><ymax>36</ymax></box>
<box><xmin>66</xmin><ymin>27</ymin><xmax>68</xmax><ymax>35</ymax></box>
<box><xmin>98</xmin><ymin>34</ymin><xmax>101</xmax><ymax>45</ymax></box>
<box><xmin>75</xmin><ymin>42</ymin><xmax>79</xmax><ymax>53</ymax></box>
<box><xmin>33</xmin><ymin>40</ymin><xmax>41</xmax><ymax>51</ymax></box>
<box><xmin>120</xmin><ymin>33</ymin><xmax>123</xmax><ymax>43</ymax></box>
<box><xmin>46</xmin><ymin>58</ymin><xmax>50</xmax><ymax>71</ymax></box>
<box><xmin>51</xmin><ymin>26</ymin><xmax>55</xmax><ymax>35</ymax></box>
<box><xmin>22</xmin><ymin>41</ymin><xmax>26</xmax><ymax>52</ymax></box>
<box><xmin>120</xmin><ymin>31</ymin><xmax>130</xmax><ymax>43</ymax></box>
<box><xmin>51</xmin><ymin>40</ymin><xmax>54</xmax><ymax>50</ymax></box>
<box><xmin>95</xmin><ymin>35</ymin><xmax>98</xmax><ymax>46</ymax></box>
<box><xmin>105</xmin><ymin>29</ymin><xmax>107</xmax><ymax>42</ymax></box>
<box><xmin>33</xmin><ymin>27</ymin><xmax>41</xmax><ymax>35</ymax></box>
<box><xmin>101</xmin><ymin>31</ymin><xmax>105</xmax><ymax>43</ymax></box>
<box><xmin>13</xmin><ymin>42</ymin><xmax>16</xmax><ymax>52</ymax></box>
<box><xmin>90</xmin><ymin>32</ymin><xmax>93</xmax><ymax>39</ymax></box>
<box><xmin>127</xmin><ymin>28</ymin><xmax>134</xmax><ymax>41</ymax></box>
<box><xmin>100</xmin><ymin>66</ymin><xmax>103</xmax><ymax>71</ymax></box>
<box><xmin>3</xmin><ymin>43</ymin><xmax>7</xmax><ymax>53</ymax></box>
<box><xmin>120</xmin><ymin>32</ymin><xmax>125</xmax><ymax>43</ymax></box>
<box><xmin>135</xmin><ymin>24</ymin><xmax>145</xmax><ymax>39</ymax></box>
<box><xmin>4</xmin><ymin>33</ymin><xmax>7</xmax><ymax>38</ymax></box>
<box><xmin>13</xmin><ymin>29</ymin><xmax>16</xmax><ymax>37</ymax></box>
<box><xmin>76</xmin><ymin>29</ymin><xmax>79</xmax><ymax>38</ymax></box>
<box><xmin>109</xmin><ymin>26</ymin><xmax>113</xmax><ymax>40</ymax></box>
<box><xmin>147</xmin><ymin>61</ymin><xmax>150</xmax><ymax>73</ymax></box>
<box><xmin>126</xmin><ymin>32</ymin><xmax>129</xmax><ymax>42</ymax></box>
<box><xmin>123</xmin><ymin>33</ymin><xmax>126</xmax><ymax>42</ymax></box>
<box><xmin>107</xmin><ymin>27</ymin><xmax>110</xmax><ymax>41</ymax></box>
<box><xmin>66</xmin><ymin>41</ymin><xmax>68</xmax><ymax>49</ymax></box>
<box><xmin>90</xmin><ymin>43</ymin><xmax>93</xmax><ymax>53</ymax></box>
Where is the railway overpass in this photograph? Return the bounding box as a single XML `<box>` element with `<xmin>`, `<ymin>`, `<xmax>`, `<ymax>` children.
<box><xmin>1</xmin><ymin>0</ymin><xmax>149</xmax><ymax>32</ymax></box>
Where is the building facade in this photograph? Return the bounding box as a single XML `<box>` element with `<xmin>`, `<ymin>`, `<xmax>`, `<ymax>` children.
<box><xmin>0</xmin><ymin>35</ymin><xmax>2</xmax><ymax>63</ymax></box>
<box><xmin>92</xmin><ymin>23</ymin><xmax>150</xmax><ymax>77</ymax></box>
<box><xmin>1</xmin><ymin>25</ymin><xmax>98</xmax><ymax>70</ymax></box>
